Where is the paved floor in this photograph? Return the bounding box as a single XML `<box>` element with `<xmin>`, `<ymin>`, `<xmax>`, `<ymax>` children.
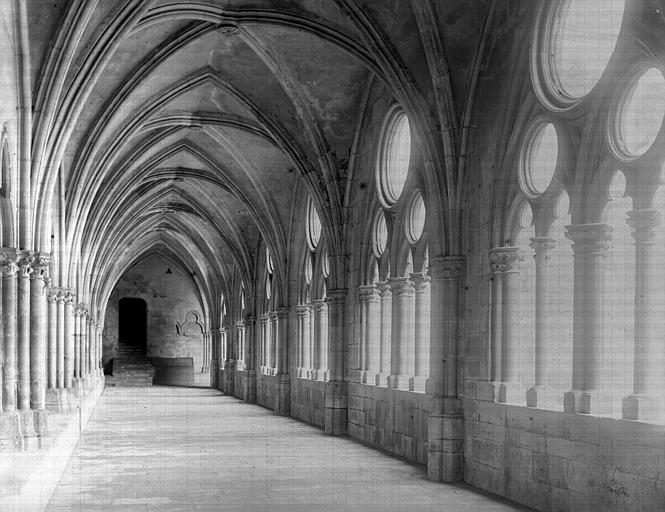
<box><xmin>47</xmin><ymin>386</ymin><xmax>527</xmax><ymax>511</ymax></box>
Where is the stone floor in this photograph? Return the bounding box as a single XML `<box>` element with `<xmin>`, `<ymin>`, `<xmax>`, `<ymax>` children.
<box><xmin>46</xmin><ymin>386</ymin><xmax>529</xmax><ymax>511</ymax></box>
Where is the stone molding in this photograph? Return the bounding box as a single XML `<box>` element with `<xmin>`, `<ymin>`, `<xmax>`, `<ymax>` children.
<box><xmin>429</xmin><ymin>255</ymin><xmax>464</xmax><ymax>280</ymax></box>
<box><xmin>627</xmin><ymin>209</ymin><xmax>662</xmax><ymax>243</ymax></box>
<box><xmin>388</xmin><ymin>276</ymin><xmax>415</xmax><ymax>297</ymax></box>
<box><xmin>565</xmin><ymin>223</ymin><xmax>612</xmax><ymax>255</ymax></box>
<box><xmin>357</xmin><ymin>284</ymin><xmax>380</xmax><ymax>303</ymax></box>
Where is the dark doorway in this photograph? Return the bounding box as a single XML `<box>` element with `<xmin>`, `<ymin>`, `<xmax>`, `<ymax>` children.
<box><xmin>119</xmin><ymin>298</ymin><xmax>147</xmax><ymax>352</ymax></box>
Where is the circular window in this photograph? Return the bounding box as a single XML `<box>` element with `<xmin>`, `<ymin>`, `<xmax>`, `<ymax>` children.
<box><xmin>378</xmin><ymin>108</ymin><xmax>411</xmax><ymax>206</ymax></box>
<box><xmin>306</xmin><ymin>197</ymin><xmax>322</xmax><ymax>250</ymax></box>
<box><xmin>540</xmin><ymin>0</ymin><xmax>624</xmax><ymax>102</ymax></box>
<box><xmin>372</xmin><ymin>210</ymin><xmax>388</xmax><ymax>258</ymax></box>
<box><xmin>614</xmin><ymin>67</ymin><xmax>665</xmax><ymax>158</ymax></box>
<box><xmin>406</xmin><ymin>192</ymin><xmax>426</xmax><ymax>243</ymax></box>
<box><xmin>521</xmin><ymin>122</ymin><xmax>559</xmax><ymax>197</ymax></box>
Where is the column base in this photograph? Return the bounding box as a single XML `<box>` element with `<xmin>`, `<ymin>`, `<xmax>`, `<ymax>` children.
<box><xmin>210</xmin><ymin>361</ymin><xmax>220</xmax><ymax>389</ymax></box>
<box><xmin>374</xmin><ymin>372</ymin><xmax>390</xmax><ymax>388</ymax></box>
<box><xmin>526</xmin><ymin>385</ymin><xmax>560</xmax><ymax>409</ymax></box>
<box><xmin>274</xmin><ymin>373</ymin><xmax>290</xmax><ymax>416</ymax></box>
<box><xmin>388</xmin><ymin>374</ymin><xmax>410</xmax><ymax>391</ymax></box>
<box><xmin>563</xmin><ymin>389</ymin><xmax>605</xmax><ymax>414</ymax></box>
<box><xmin>324</xmin><ymin>380</ymin><xmax>347</xmax><ymax>435</ymax></box>
<box><xmin>622</xmin><ymin>394</ymin><xmax>664</xmax><ymax>421</ymax></box>
<box><xmin>427</xmin><ymin>413</ymin><xmax>463</xmax><ymax>482</ymax></box>
<box><xmin>243</xmin><ymin>369</ymin><xmax>256</xmax><ymax>404</ymax></box>
<box><xmin>314</xmin><ymin>369</ymin><xmax>330</xmax><ymax>382</ymax></box>
<box><xmin>497</xmin><ymin>382</ymin><xmax>525</xmax><ymax>405</ymax></box>
<box><xmin>409</xmin><ymin>375</ymin><xmax>427</xmax><ymax>393</ymax></box>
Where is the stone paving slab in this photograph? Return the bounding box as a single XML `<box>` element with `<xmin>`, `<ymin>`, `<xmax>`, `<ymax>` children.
<box><xmin>46</xmin><ymin>386</ymin><xmax>529</xmax><ymax>511</ymax></box>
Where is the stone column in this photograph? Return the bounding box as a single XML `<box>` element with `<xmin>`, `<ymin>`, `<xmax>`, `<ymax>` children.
<box><xmin>410</xmin><ymin>273</ymin><xmax>431</xmax><ymax>392</ymax></box>
<box><xmin>47</xmin><ymin>285</ymin><xmax>57</xmax><ymax>389</ymax></box>
<box><xmin>223</xmin><ymin>322</ymin><xmax>234</xmax><ymax>395</ymax></box>
<box><xmin>55</xmin><ymin>291</ymin><xmax>65</xmax><ymax>388</ymax></box>
<box><xmin>564</xmin><ymin>224</ymin><xmax>612</xmax><ymax>414</ymax></box>
<box><xmin>243</xmin><ymin>315</ymin><xmax>257</xmax><ymax>403</ymax></box>
<box><xmin>73</xmin><ymin>305</ymin><xmax>81</xmax><ymax>380</ymax></box>
<box><xmin>388</xmin><ymin>277</ymin><xmax>415</xmax><ymax>390</ymax></box>
<box><xmin>296</xmin><ymin>305</ymin><xmax>311</xmax><ymax>378</ymax></box>
<box><xmin>87</xmin><ymin>316</ymin><xmax>95</xmax><ymax>377</ymax></box>
<box><xmin>493</xmin><ymin>248</ymin><xmax>524</xmax><ymax>404</ymax></box>
<box><xmin>427</xmin><ymin>256</ymin><xmax>464</xmax><ymax>483</ymax></box>
<box><xmin>527</xmin><ymin>238</ymin><xmax>557</xmax><ymax>408</ymax></box>
<box><xmin>80</xmin><ymin>308</ymin><xmax>88</xmax><ymax>379</ymax></box>
<box><xmin>30</xmin><ymin>254</ymin><xmax>49</xmax><ymax>410</ymax></box>
<box><xmin>63</xmin><ymin>291</ymin><xmax>75</xmax><ymax>389</ymax></box>
<box><xmin>488</xmin><ymin>249</ymin><xmax>506</xmax><ymax>389</ymax></box>
<box><xmin>274</xmin><ymin>308</ymin><xmax>291</xmax><ymax>416</ymax></box>
<box><xmin>311</xmin><ymin>300</ymin><xmax>326</xmax><ymax>381</ymax></box>
<box><xmin>236</xmin><ymin>321</ymin><xmax>245</xmax><ymax>371</ymax></box>
<box><xmin>623</xmin><ymin>210</ymin><xmax>664</xmax><ymax>420</ymax></box>
<box><xmin>210</xmin><ymin>328</ymin><xmax>221</xmax><ymax>389</ymax></box>
<box><xmin>324</xmin><ymin>289</ymin><xmax>347</xmax><ymax>435</ymax></box>
<box><xmin>259</xmin><ymin>315</ymin><xmax>269</xmax><ymax>371</ymax></box>
<box><xmin>1</xmin><ymin>249</ymin><xmax>19</xmax><ymax>411</ymax></box>
<box><xmin>17</xmin><ymin>254</ymin><xmax>33</xmax><ymax>411</ymax></box>
<box><xmin>376</xmin><ymin>281</ymin><xmax>392</xmax><ymax>387</ymax></box>
<box><xmin>358</xmin><ymin>285</ymin><xmax>380</xmax><ymax>384</ymax></box>
<box><xmin>269</xmin><ymin>312</ymin><xmax>278</xmax><ymax>374</ymax></box>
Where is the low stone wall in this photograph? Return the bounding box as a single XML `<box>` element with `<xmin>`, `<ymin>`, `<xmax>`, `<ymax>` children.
<box><xmin>256</xmin><ymin>373</ymin><xmax>277</xmax><ymax>410</ymax></box>
<box><xmin>347</xmin><ymin>382</ymin><xmax>430</xmax><ymax>466</ymax></box>
<box><xmin>463</xmin><ymin>386</ymin><xmax>665</xmax><ymax>511</ymax></box>
<box><xmin>290</xmin><ymin>378</ymin><xmax>326</xmax><ymax>428</ymax></box>
<box><xmin>0</xmin><ymin>376</ymin><xmax>105</xmax><ymax>511</ymax></box>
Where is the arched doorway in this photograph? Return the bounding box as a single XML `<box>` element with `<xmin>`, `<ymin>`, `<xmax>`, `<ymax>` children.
<box><xmin>119</xmin><ymin>298</ymin><xmax>147</xmax><ymax>353</ymax></box>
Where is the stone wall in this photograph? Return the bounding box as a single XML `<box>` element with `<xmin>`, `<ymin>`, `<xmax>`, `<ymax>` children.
<box><xmin>257</xmin><ymin>373</ymin><xmax>277</xmax><ymax>410</ymax></box>
<box><xmin>463</xmin><ymin>392</ymin><xmax>665</xmax><ymax>511</ymax></box>
<box><xmin>290</xmin><ymin>378</ymin><xmax>326</xmax><ymax>428</ymax></box>
<box><xmin>103</xmin><ymin>254</ymin><xmax>206</xmax><ymax>371</ymax></box>
<box><xmin>347</xmin><ymin>383</ymin><xmax>430</xmax><ymax>466</ymax></box>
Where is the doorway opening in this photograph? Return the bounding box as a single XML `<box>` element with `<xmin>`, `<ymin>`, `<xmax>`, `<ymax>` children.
<box><xmin>118</xmin><ymin>297</ymin><xmax>147</xmax><ymax>353</ymax></box>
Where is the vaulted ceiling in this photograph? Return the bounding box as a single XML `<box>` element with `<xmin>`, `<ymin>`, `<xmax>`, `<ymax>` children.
<box><xmin>26</xmin><ymin>0</ymin><xmax>496</xmax><ymax>318</ymax></box>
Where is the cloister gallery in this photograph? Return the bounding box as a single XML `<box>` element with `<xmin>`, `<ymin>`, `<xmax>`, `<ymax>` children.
<box><xmin>0</xmin><ymin>0</ymin><xmax>664</xmax><ymax>510</ymax></box>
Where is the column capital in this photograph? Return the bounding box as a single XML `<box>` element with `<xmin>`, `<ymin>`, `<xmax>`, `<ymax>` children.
<box><xmin>409</xmin><ymin>272</ymin><xmax>431</xmax><ymax>291</ymax></box>
<box><xmin>64</xmin><ymin>289</ymin><xmax>75</xmax><ymax>304</ymax></box>
<box><xmin>388</xmin><ymin>276</ymin><xmax>415</xmax><ymax>296</ymax></box>
<box><xmin>565</xmin><ymin>223</ymin><xmax>612</xmax><ymax>255</ymax></box>
<box><xmin>259</xmin><ymin>313</ymin><xmax>270</xmax><ymax>324</ymax></box>
<box><xmin>326</xmin><ymin>288</ymin><xmax>347</xmax><ymax>304</ymax></box>
<box><xmin>235</xmin><ymin>320</ymin><xmax>245</xmax><ymax>329</ymax></box>
<box><xmin>376</xmin><ymin>280</ymin><xmax>392</xmax><ymax>297</ymax></box>
<box><xmin>244</xmin><ymin>314</ymin><xmax>256</xmax><ymax>325</ymax></box>
<box><xmin>0</xmin><ymin>248</ymin><xmax>20</xmax><ymax>276</ymax></box>
<box><xmin>275</xmin><ymin>307</ymin><xmax>290</xmax><ymax>319</ymax></box>
<box><xmin>530</xmin><ymin>237</ymin><xmax>556</xmax><ymax>265</ymax></box>
<box><xmin>489</xmin><ymin>247</ymin><xmax>523</xmax><ymax>274</ymax></box>
<box><xmin>29</xmin><ymin>252</ymin><xmax>50</xmax><ymax>280</ymax></box>
<box><xmin>311</xmin><ymin>299</ymin><xmax>327</xmax><ymax>313</ymax></box>
<box><xmin>358</xmin><ymin>284</ymin><xmax>381</xmax><ymax>303</ymax></box>
<box><xmin>429</xmin><ymin>255</ymin><xmax>464</xmax><ymax>280</ymax></box>
<box><xmin>74</xmin><ymin>303</ymin><xmax>87</xmax><ymax>316</ymax></box>
<box><xmin>627</xmin><ymin>209</ymin><xmax>662</xmax><ymax>243</ymax></box>
<box><xmin>17</xmin><ymin>254</ymin><xmax>33</xmax><ymax>278</ymax></box>
<box><xmin>296</xmin><ymin>304</ymin><xmax>312</xmax><ymax>316</ymax></box>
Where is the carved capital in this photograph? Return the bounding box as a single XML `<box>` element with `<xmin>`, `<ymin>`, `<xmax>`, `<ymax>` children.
<box><xmin>358</xmin><ymin>284</ymin><xmax>380</xmax><ymax>303</ymax></box>
<box><xmin>489</xmin><ymin>247</ymin><xmax>523</xmax><ymax>273</ymax></box>
<box><xmin>325</xmin><ymin>288</ymin><xmax>346</xmax><ymax>305</ymax></box>
<box><xmin>530</xmin><ymin>237</ymin><xmax>556</xmax><ymax>265</ymax></box>
<box><xmin>565</xmin><ymin>223</ymin><xmax>612</xmax><ymax>255</ymax></box>
<box><xmin>17</xmin><ymin>254</ymin><xmax>34</xmax><ymax>278</ymax></box>
<box><xmin>276</xmin><ymin>307</ymin><xmax>290</xmax><ymax>319</ymax></box>
<box><xmin>409</xmin><ymin>272</ymin><xmax>431</xmax><ymax>291</ymax></box>
<box><xmin>311</xmin><ymin>299</ymin><xmax>327</xmax><ymax>313</ymax></box>
<box><xmin>29</xmin><ymin>253</ymin><xmax>50</xmax><ymax>280</ymax></box>
<box><xmin>627</xmin><ymin>209</ymin><xmax>662</xmax><ymax>243</ymax></box>
<box><xmin>235</xmin><ymin>320</ymin><xmax>245</xmax><ymax>329</ymax></box>
<box><xmin>376</xmin><ymin>281</ymin><xmax>392</xmax><ymax>298</ymax></box>
<box><xmin>64</xmin><ymin>289</ymin><xmax>75</xmax><ymax>304</ymax></box>
<box><xmin>0</xmin><ymin>248</ymin><xmax>19</xmax><ymax>277</ymax></box>
<box><xmin>296</xmin><ymin>304</ymin><xmax>312</xmax><ymax>317</ymax></box>
<box><xmin>388</xmin><ymin>276</ymin><xmax>415</xmax><ymax>297</ymax></box>
<box><xmin>260</xmin><ymin>313</ymin><xmax>270</xmax><ymax>324</ymax></box>
<box><xmin>244</xmin><ymin>315</ymin><xmax>256</xmax><ymax>326</ymax></box>
<box><xmin>429</xmin><ymin>255</ymin><xmax>464</xmax><ymax>280</ymax></box>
